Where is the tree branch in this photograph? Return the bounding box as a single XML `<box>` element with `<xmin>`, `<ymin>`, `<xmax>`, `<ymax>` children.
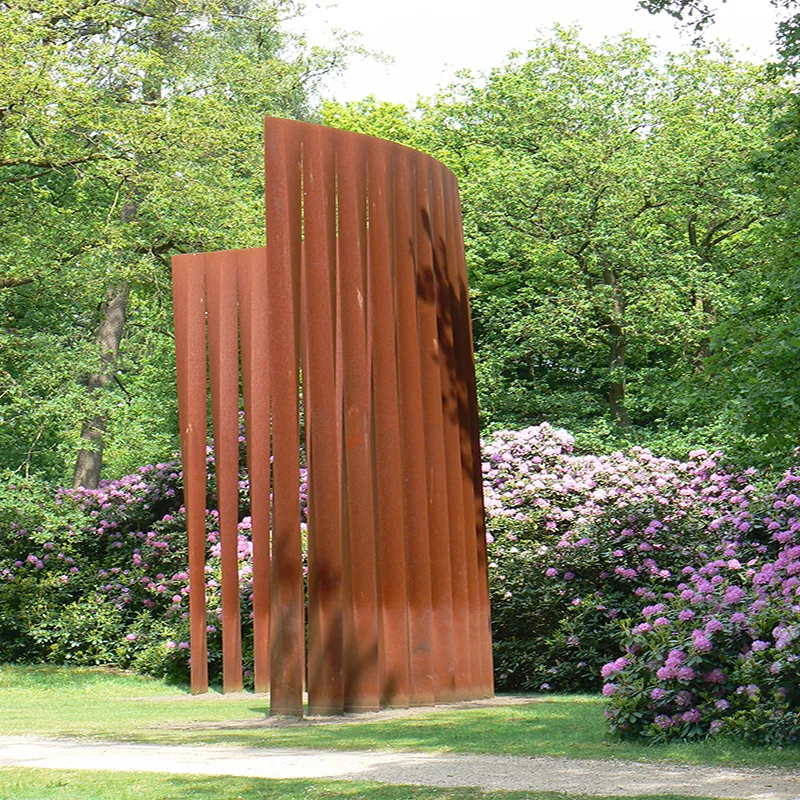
<box><xmin>0</xmin><ymin>153</ymin><xmax>109</xmax><ymax>170</ymax></box>
<box><xmin>0</xmin><ymin>277</ymin><xmax>34</xmax><ymax>290</ymax></box>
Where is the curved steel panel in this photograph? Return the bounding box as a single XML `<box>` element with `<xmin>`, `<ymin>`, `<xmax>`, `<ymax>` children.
<box><xmin>172</xmin><ymin>117</ymin><xmax>493</xmax><ymax>713</ymax></box>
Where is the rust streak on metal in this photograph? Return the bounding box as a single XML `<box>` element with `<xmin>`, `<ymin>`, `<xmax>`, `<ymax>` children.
<box><xmin>442</xmin><ymin>169</ymin><xmax>480</xmax><ymax>697</ymax></box>
<box><xmin>303</xmin><ymin>123</ymin><xmax>345</xmax><ymax>716</ymax></box>
<box><xmin>336</xmin><ymin>128</ymin><xmax>380</xmax><ymax>713</ymax></box>
<box><xmin>266</xmin><ymin>118</ymin><xmax>304</xmax><ymax>717</ymax></box>
<box><xmin>172</xmin><ymin>253</ymin><xmax>209</xmax><ymax>695</ymax></box>
<box><xmin>432</xmin><ymin>162</ymin><xmax>471</xmax><ymax>700</ymax></box>
<box><xmin>447</xmin><ymin>171</ymin><xmax>494</xmax><ymax>697</ymax></box>
<box><xmin>392</xmin><ymin>147</ymin><xmax>435</xmax><ymax>707</ymax></box>
<box><xmin>368</xmin><ymin>137</ymin><xmax>411</xmax><ymax>708</ymax></box>
<box><xmin>206</xmin><ymin>250</ymin><xmax>243</xmax><ymax>694</ymax></box>
<box><xmin>238</xmin><ymin>246</ymin><xmax>271</xmax><ymax>693</ymax></box>
<box><xmin>414</xmin><ymin>151</ymin><xmax>456</xmax><ymax>704</ymax></box>
<box><xmin>173</xmin><ymin>119</ymin><xmax>493</xmax><ymax>712</ymax></box>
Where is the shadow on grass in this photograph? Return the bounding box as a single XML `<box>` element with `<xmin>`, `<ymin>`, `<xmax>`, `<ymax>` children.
<box><xmin>2</xmin><ymin>667</ymin><xmax>799</xmax><ymax>769</ymax></box>
<box><xmin>0</xmin><ymin>768</ymin><xmax>721</xmax><ymax>800</ymax></box>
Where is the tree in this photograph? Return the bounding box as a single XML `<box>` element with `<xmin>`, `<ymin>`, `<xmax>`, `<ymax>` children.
<box><xmin>0</xmin><ymin>0</ymin><xmax>357</xmax><ymax>484</ymax></box>
<box><xmin>326</xmin><ymin>30</ymin><xmax>775</xmax><ymax>451</ymax></box>
<box><xmin>638</xmin><ymin>0</ymin><xmax>800</xmax><ymax>73</ymax></box>
<box><xmin>444</xmin><ymin>32</ymin><xmax>772</xmax><ymax>441</ymax></box>
<box><xmin>639</xmin><ymin>0</ymin><xmax>800</xmax><ymax>464</ymax></box>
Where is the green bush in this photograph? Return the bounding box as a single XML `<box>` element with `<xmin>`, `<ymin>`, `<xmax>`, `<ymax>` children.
<box><xmin>483</xmin><ymin>424</ymin><xmax>765</xmax><ymax>692</ymax></box>
<box><xmin>603</xmin><ymin>470</ymin><xmax>800</xmax><ymax>745</ymax></box>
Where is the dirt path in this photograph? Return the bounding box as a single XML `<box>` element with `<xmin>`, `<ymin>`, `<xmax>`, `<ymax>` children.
<box><xmin>1</xmin><ymin>735</ymin><xmax>799</xmax><ymax>799</ymax></box>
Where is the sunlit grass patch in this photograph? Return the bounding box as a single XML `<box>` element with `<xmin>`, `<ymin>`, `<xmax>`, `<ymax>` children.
<box><xmin>2</xmin><ymin>665</ymin><xmax>799</xmax><ymax>768</ymax></box>
<box><xmin>0</xmin><ymin>768</ymin><xmax>718</xmax><ymax>800</ymax></box>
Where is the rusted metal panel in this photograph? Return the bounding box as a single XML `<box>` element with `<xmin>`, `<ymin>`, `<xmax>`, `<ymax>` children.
<box><xmin>442</xmin><ymin>169</ymin><xmax>483</xmax><ymax>696</ymax></box>
<box><xmin>367</xmin><ymin>137</ymin><xmax>411</xmax><ymax>708</ymax></box>
<box><xmin>175</xmin><ymin>118</ymin><xmax>493</xmax><ymax>712</ymax></box>
<box><xmin>303</xmin><ymin>123</ymin><xmax>345</xmax><ymax>716</ymax></box>
<box><xmin>238</xmin><ymin>246</ymin><xmax>271</xmax><ymax>693</ymax></box>
<box><xmin>206</xmin><ymin>250</ymin><xmax>244</xmax><ymax>694</ymax></box>
<box><xmin>336</xmin><ymin>128</ymin><xmax>380</xmax><ymax>712</ymax></box>
<box><xmin>391</xmin><ymin>146</ymin><xmax>436</xmax><ymax>707</ymax></box>
<box><xmin>265</xmin><ymin>118</ymin><xmax>305</xmax><ymax>716</ymax></box>
<box><xmin>431</xmin><ymin>162</ymin><xmax>472</xmax><ymax>699</ymax></box>
<box><xmin>447</xmin><ymin>173</ymin><xmax>495</xmax><ymax>697</ymax></box>
<box><xmin>413</xmin><ymin>151</ymin><xmax>457</xmax><ymax>704</ymax></box>
<box><xmin>172</xmin><ymin>253</ymin><xmax>209</xmax><ymax>695</ymax></box>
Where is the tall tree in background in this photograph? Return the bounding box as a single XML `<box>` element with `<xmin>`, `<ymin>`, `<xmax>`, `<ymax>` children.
<box><xmin>639</xmin><ymin>0</ymin><xmax>800</xmax><ymax>463</ymax></box>
<box><xmin>638</xmin><ymin>0</ymin><xmax>800</xmax><ymax>70</ymax></box>
<box><xmin>325</xmin><ymin>30</ymin><xmax>775</xmax><ymax>452</ymax></box>
<box><xmin>0</xmin><ymin>0</ymin><xmax>356</xmax><ymax>485</ymax></box>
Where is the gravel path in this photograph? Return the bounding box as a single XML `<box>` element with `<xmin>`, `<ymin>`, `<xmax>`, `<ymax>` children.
<box><xmin>2</xmin><ymin>735</ymin><xmax>800</xmax><ymax>799</ymax></box>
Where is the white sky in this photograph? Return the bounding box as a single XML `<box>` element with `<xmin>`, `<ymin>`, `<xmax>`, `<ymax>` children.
<box><xmin>291</xmin><ymin>0</ymin><xmax>783</xmax><ymax>105</ymax></box>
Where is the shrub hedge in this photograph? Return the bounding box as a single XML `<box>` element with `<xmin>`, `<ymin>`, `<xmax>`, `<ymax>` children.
<box><xmin>1</xmin><ymin>422</ymin><xmax>798</xmax><ymax>744</ymax></box>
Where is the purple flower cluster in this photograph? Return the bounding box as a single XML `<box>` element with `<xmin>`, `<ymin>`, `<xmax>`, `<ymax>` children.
<box><xmin>5</xmin><ymin>416</ymin><xmax>800</xmax><ymax>741</ymax></box>
<box><xmin>484</xmin><ymin>424</ymin><xmax>800</xmax><ymax>745</ymax></box>
<box><xmin>483</xmin><ymin>424</ymin><xmax>775</xmax><ymax>692</ymax></box>
<box><xmin>0</xmin><ymin>444</ymin><xmax>309</xmax><ymax>683</ymax></box>
<box><xmin>602</xmin><ymin>468</ymin><xmax>800</xmax><ymax>743</ymax></box>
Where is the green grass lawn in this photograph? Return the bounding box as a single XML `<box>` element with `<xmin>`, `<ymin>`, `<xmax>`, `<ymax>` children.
<box><xmin>2</xmin><ymin>664</ymin><xmax>799</xmax><ymax>769</ymax></box>
<box><xmin>0</xmin><ymin>769</ymin><xmax>716</xmax><ymax>800</ymax></box>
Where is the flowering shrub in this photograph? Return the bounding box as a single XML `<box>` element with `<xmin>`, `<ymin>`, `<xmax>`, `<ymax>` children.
<box><xmin>0</xmin><ymin>449</ymin><xmax>308</xmax><ymax>685</ymax></box>
<box><xmin>603</xmin><ymin>468</ymin><xmax>800</xmax><ymax>745</ymax></box>
<box><xmin>483</xmin><ymin>424</ymin><xmax>773</xmax><ymax>693</ymax></box>
<box><xmin>3</xmin><ymin>414</ymin><xmax>799</xmax><ymax>747</ymax></box>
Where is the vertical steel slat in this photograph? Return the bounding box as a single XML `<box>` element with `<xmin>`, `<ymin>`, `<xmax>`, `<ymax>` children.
<box><xmin>335</xmin><ymin>128</ymin><xmax>380</xmax><ymax>712</ymax></box>
<box><xmin>303</xmin><ymin>123</ymin><xmax>345</xmax><ymax>715</ymax></box>
<box><xmin>238</xmin><ymin>246</ymin><xmax>271</xmax><ymax>693</ymax></box>
<box><xmin>431</xmin><ymin>162</ymin><xmax>472</xmax><ymax>699</ymax></box>
<box><xmin>173</xmin><ymin>253</ymin><xmax>209</xmax><ymax>695</ymax></box>
<box><xmin>392</xmin><ymin>147</ymin><xmax>435</xmax><ymax>706</ymax></box>
<box><xmin>368</xmin><ymin>138</ymin><xmax>411</xmax><ymax>708</ymax></box>
<box><xmin>265</xmin><ymin>117</ymin><xmax>305</xmax><ymax>716</ymax></box>
<box><xmin>442</xmin><ymin>168</ymin><xmax>483</xmax><ymax>696</ymax></box>
<box><xmin>177</xmin><ymin>118</ymin><xmax>493</xmax><ymax>711</ymax></box>
<box><xmin>448</xmin><ymin>172</ymin><xmax>494</xmax><ymax>698</ymax></box>
<box><xmin>413</xmin><ymin>152</ymin><xmax>456</xmax><ymax>704</ymax></box>
<box><xmin>441</xmin><ymin>169</ymin><xmax>482</xmax><ymax>697</ymax></box>
<box><xmin>334</xmin><ymin>154</ymin><xmax>351</xmax><ymax>714</ymax></box>
<box><xmin>206</xmin><ymin>249</ymin><xmax>243</xmax><ymax>694</ymax></box>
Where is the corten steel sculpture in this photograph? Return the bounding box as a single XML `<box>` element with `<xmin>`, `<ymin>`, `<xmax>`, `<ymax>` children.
<box><xmin>172</xmin><ymin>117</ymin><xmax>493</xmax><ymax>716</ymax></box>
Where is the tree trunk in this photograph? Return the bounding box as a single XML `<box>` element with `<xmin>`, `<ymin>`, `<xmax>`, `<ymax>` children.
<box><xmin>72</xmin><ymin>283</ymin><xmax>129</xmax><ymax>488</ymax></box>
<box><xmin>72</xmin><ymin>24</ymin><xmax>166</xmax><ymax>489</ymax></box>
<box><xmin>608</xmin><ymin>327</ymin><xmax>630</xmax><ymax>427</ymax></box>
<box><xmin>603</xmin><ymin>266</ymin><xmax>630</xmax><ymax>428</ymax></box>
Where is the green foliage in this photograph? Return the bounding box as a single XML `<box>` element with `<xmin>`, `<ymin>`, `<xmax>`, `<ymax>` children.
<box><xmin>689</xmin><ymin>93</ymin><xmax>800</xmax><ymax>466</ymax></box>
<box><xmin>638</xmin><ymin>1</ymin><xmax>800</xmax><ymax>76</ymax></box>
<box><xmin>0</xmin><ymin>0</ymin><xmax>357</xmax><ymax>483</ymax></box>
<box><xmin>325</xmin><ymin>31</ymin><xmax>780</xmax><ymax>461</ymax></box>
<box><xmin>606</xmin><ymin>563</ymin><xmax>800</xmax><ymax>746</ymax></box>
<box><xmin>456</xmin><ymin>35</ymin><xmax>772</xmax><ymax>438</ymax></box>
<box><xmin>3</xmin><ymin>16</ymin><xmax>798</xmax><ymax>476</ymax></box>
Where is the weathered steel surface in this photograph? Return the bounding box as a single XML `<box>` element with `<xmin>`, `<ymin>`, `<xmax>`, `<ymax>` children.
<box><xmin>171</xmin><ymin>117</ymin><xmax>493</xmax><ymax>714</ymax></box>
<box><xmin>303</xmin><ymin>123</ymin><xmax>345</xmax><ymax>715</ymax></box>
<box><xmin>237</xmin><ymin>247</ymin><xmax>271</xmax><ymax>693</ymax></box>
<box><xmin>206</xmin><ymin>250</ymin><xmax>244</xmax><ymax>694</ymax></box>
<box><xmin>265</xmin><ymin>118</ymin><xmax>305</xmax><ymax>717</ymax></box>
<box><xmin>413</xmin><ymin>152</ymin><xmax>457</xmax><ymax>704</ymax></box>
<box><xmin>336</xmin><ymin>129</ymin><xmax>380</xmax><ymax>712</ymax></box>
<box><xmin>433</xmin><ymin>162</ymin><xmax>471</xmax><ymax>700</ymax></box>
<box><xmin>391</xmin><ymin>146</ymin><xmax>436</xmax><ymax>707</ymax></box>
<box><xmin>448</xmin><ymin>174</ymin><xmax>495</xmax><ymax>696</ymax></box>
<box><xmin>367</xmin><ymin>138</ymin><xmax>411</xmax><ymax>709</ymax></box>
<box><xmin>172</xmin><ymin>253</ymin><xmax>209</xmax><ymax>695</ymax></box>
